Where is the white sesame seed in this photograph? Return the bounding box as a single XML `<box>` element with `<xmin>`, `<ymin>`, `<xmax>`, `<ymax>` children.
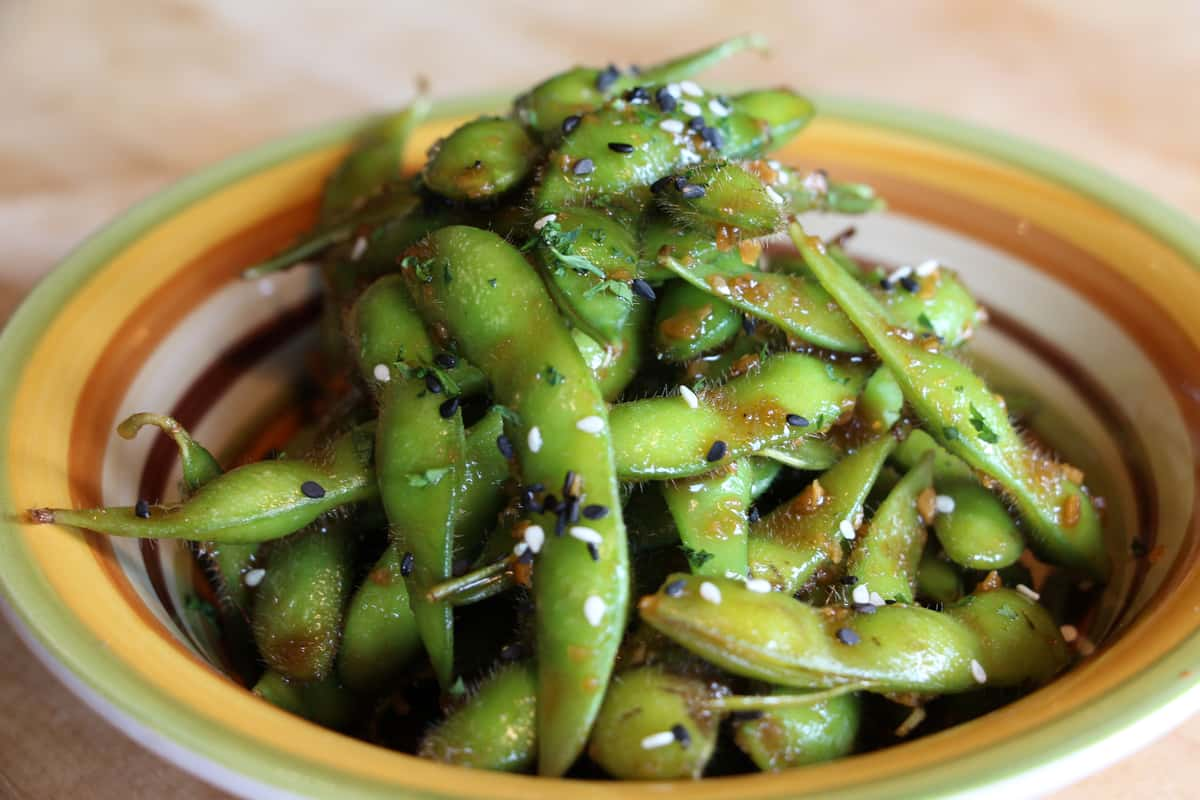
<box><xmin>803</xmin><ymin>170</ymin><xmax>829</xmax><ymax>195</ymax></box>
<box><xmin>678</xmin><ymin>149</ymin><xmax>702</xmax><ymax>166</ymax></box>
<box><xmin>707</xmin><ymin>98</ymin><xmax>730</xmax><ymax>117</ymax></box>
<box><xmin>891</xmin><ymin>265</ymin><xmax>914</xmax><ymax>282</ymax></box>
<box><xmin>659</xmin><ymin>119</ymin><xmax>685</xmax><ymax>134</ymax></box>
<box><xmin>513</xmin><ymin>541</ymin><xmax>529</xmax><ymax>557</ymax></box>
<box><xmin>569</xmin><ymin>526</ymin><xmax>603</xmax><ymax>546</ymax></box>
<box><xmin>528</xmin><ymin>426</ymin><xmax>543</xmax><ymax>453</ymax></box>
<box><xmin>776</xmin><ymin>168</ymin><xmax>790</xmax><ymax>184</ymax></box>
<box><xmin>680</xmin><ymin>100</ymin><xmax>703</xmax><ymax>117</ymax></box>
<box><xmin>244</xmin><ymin>568</ymin><xmax>266</xmax><ymax>587</ymax></box>
<box><xmin>839</xmin><ymin>519</ymin><xmax>857</xmax><ymax>540</ymax></box>
<box><xmin>1016</xmin><ymin>583</ymin><xmax>1041</xmax><ymax>602</ymax></box>
<box><xmin>851</xmin><ymin>583</ymin><xmax>871</xmax><ymax>605</ymax></box>
<box><xmin>576</xmin><ymin>415</ymin><xmax>605</xmax><ymax>434</ymax></box>
<box><xmin>680</xmin><ymin>80</ymin><xmax>703</xmax><ymax>97</ymax></box>
<box><xmin>1076</xmin><ymin>636</ymin><xmax>1096</xmax><ymax>656</ymax></box>
<box><xmin>689</xmin><ymin>483</ymin><xmax>705</xmax><ymax>493</ymax></box>
<box><xmin>533</xmin><ymin>213</ymin><xmax>557</xmax><ymax>231</ymax></box>
<box><xmin>915</xmin><ymin>259</ymin><xmax>941</xmax><ymax>277</ymax></box>
<box><xmin>1060</xmin><ymin>624</ymin><xmax>1079</xmax><ymax>643</ymax></box>
<box><xmin>524</xmin><ymin>524</ymin><xmax>545</xmax><ymax>554</ymax></box>
<box><xmin>764</xmin><ymin>185</ymin><xmax>785</xmax><ymax>205</ymax></box>
<box><xmin>665</xmin><ymin>83</ymin><xmax>682</xmax><ymax>99</ymax></box>
<box><xmin>679</xmin><ymin>385</ymin><xmax>700</xmax><ymax>409</ymax></box>
<box><xmin>869</xmin><ymin>591</ymin><xmax>886</xmax><ymax>607</ymax></box>
<box><xmin>584</xmin><ymin>595</ymin><xmax>606</xmax><ymax>627</ymax></box>
<box><xmin>970</xmin><ymin>659</ymin><xmax>988</xmax><ymax>684</ymax></box>
<box><xmin>724</xmin><ymin>571</ymin><xmax>746</xmax><ymax>582</ymax></box>
<box><xmin>350</xmin><ymin>235</ymin><xmax>368</xmax><ymax>261</ymax></box>
<box><xmin>257</xmin><ymin>278</ymin><xmax>275</xmax><ymax>296</ymax></box>
<box><xmin>699</xmin><ymin>581</ymin><xmax>722</xmax><ymax>604</ymax></box>
<box><xmin>745</xmin><ymin>578</ymin><xmax>772</xmax><ymax>593</ymax></box>
<box><xmin>641</xmin><ymin>730</ymin><xmax>677</xmax><ymax>750</ymax></box>
<box><xmin>372</xmin><ymin>363</ymin><xmax>391</xmax><ymax>383</ymax></box>
<box><xmin>935</xmin><ymin>494</ymin><xmax>956</xmax><ymax>514</ymax></box>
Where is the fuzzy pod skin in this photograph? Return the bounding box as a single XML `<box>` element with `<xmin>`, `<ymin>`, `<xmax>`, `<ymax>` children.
<box><xmin>893</xmin><ymin>429</ymin><xmax>1025</xmax><ymax>570</ymax></box>
<box><xmin>587</xmin><ymin>666</ymin><xmax>722</xmax><ymax>780</ymax></box>
<box><xmin>653</xmin><ymin>280</ymin><xmax>742</xmax><ymax>362</ymax></box>
<box><xmin>662</xmin><ymin>459</ymin><xmax>756</xmax><ymax>578</ymax></box>
<box><xmin>252</xmin><ymin>516</ymin><xmax>357</xmax><ymax>683</ymax></box>
<box><xmin>252</xmin><ymin>670</ymin><xmax>364</xmax><ymax>731</ymax></box>
<box><xmin>640</xmin><ymin>575</ymin><xmax>1070</xmax><ymax>692</ymax></box>
<box><xmin>423</xmin><ymin>117</ymin><xmax>539</xmax><ymax>201</ymax></box>
<box><xmin>795</xmin><ymin>224</ymin><xmax>1109</xmax><ymax>581</ymax></box>
<box><xmin>419</xmin><ymin>662</ymin><xmax>538</xmax><ymax>772</ymax></box>
<box><xmin>30</xmin><ymin>423</ymin><xmax>378</xmax><ymax>543</ymax></box>
<box><xmin>917</xmin><ymin>551</ymin><xmax>966</xmax><ymax>605</ymax></box>
<box><xmin>660</xmin><ymin>161</ymin><xmax>783</xmax><ymax>240</ymax></box>
<box><xmin>733</xmin><ymin>690</ymin><xmax>862</xmax><ymax>771</ymax></box>
<box><xmin>398</xmin><ymin>225</ymin><xmax>629</xmax><ymax>777</ymax></box>
<box><xmin>845</xmin><ymin>453</ymin><xmax>934</xmax><ymax>603</ymax></box>
<box><xmin>336</xmin><ymin>540</ymin><xmax>422</xmax><ymax>692</ymax></box>
<box><xmin>610</xmin><ymin>353</ymin><xmax>867</xmax><ymax>480</ymax></box>
<box><xmin>749</xmin><ymin>435</ymin><xmax>896</xmax><ymax>594</ymax></box>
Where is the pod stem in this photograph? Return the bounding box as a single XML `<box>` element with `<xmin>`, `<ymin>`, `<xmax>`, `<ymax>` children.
<box><xmin>707</xmin><ymin>682</ymin><xmax>869</xmax><ymax>713</ymax></box>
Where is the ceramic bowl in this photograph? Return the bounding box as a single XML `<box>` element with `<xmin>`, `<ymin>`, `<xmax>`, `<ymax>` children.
<box><xmin>3</xmin><ymin>97</ymin><xmax>1200</xmax><ymax>799</ymax></box>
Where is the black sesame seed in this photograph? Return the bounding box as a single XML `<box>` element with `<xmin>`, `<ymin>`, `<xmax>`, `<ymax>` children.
<box><xmin>527</xmin><ymin>482</ymin><xmax>546</xmax><ymax>493</ymax></box>
<box><xmin>518</xmin><ymin>548</ymin><xmax>535</xmax><ymax>565</ymax></box>
<box><xmin>671</xmin><ymin>723</ymin><xmax>692</xmax><ymax>748</ymax></box>
<box><xmin>688</xmin><ymin>115</ymin><xmax>706</xmax><ymax>131</ymax></box>
<box><xmin>425</xmin><ymin>372</ymin><xmax>444</xmax><ymax>394</ymax></box>
<box><xmin>655</xmin><ymin>87</ymin><xmax>677</xmax><ymax>112</ymax></box>
<box><xmin>624</xmin><ymin>86</ymin><xmax>649</xmax><ymax>104</ymax></box>
<box><xmin>836</xmin><ymin>627</ymin><xmax>861</xmax><ymax>645</ymax></box>
<box><xmin>564</xmin><ymin>495</ymin><xmax>581</xmax><ymax>524</ymax></box>
<box><xmin>497</xmin><ymin>434</ymin><xmax>514</xmax><ymax>459</ymax></box>
<box><xmin>680</xmin><ymin>184</ymin><xmax>707</xmax><ymax>200</ymax></box>
<box><xmin>650</xmin><ymin>175</ymin><xmax>676</xmax><ymax>194</ymax></box>
<box><xmin>438</xmin><ymin>396</ymin><xmax>460</xmax><ymax>419</ymax></box>
<box><xmin>742</xmin><ymin>315</ymin><xmax>757</xmax><ymax>335</ymax></box>
<box><xmin>555</xmin><ymin>513</ymin><xmax>568</xmax><ymax>537</ymax></box>
<box><xmin>673</xmin><ymin>175</ymin><xmax>688</xmax><ymax>190</ymax></box>
<box><xmin>434</xmin><ymin>352</ymin><xmax>457</xmax><ymax>369</ymax></box>
<box><xmin>852</xmin><ymin>602</ymin><xmax>878</xmax><ymax>615</ymax></box>
<box><xmin>705</xmin><ymin>440</ymin><xmax>727</xmax><ymax>462</ymax></box>
<box><xmin>747</xmin><ymin>506</ymin><xmax>761</xmax><ymax>523</ymax></box>
<box><xmin>542</xmin><ymin>493</ymin><xmax>560</xmax><ymax>513</ymax></box>
<box><xmin>562</xmin><ymin>470</ymin><xmax>578</xmax><ymax>498</ymax></box>
<box><xmin>664</xmin><ymin>579</ymin><xmax>687</xmax><ymax>597</ymax></box>
<box><xmin>899</xmin><ymin>275</ymin><xmax>920</xmax><ymax>293</ymax></box>
<box><xmin>134</xmin><ymin>499</ymin><xmax>150</xmax><ymax>519</ymax></box>
<box><xmin>400</xmin><ymin>551</ymin><xmax>415</xmax><ymax>577</ymax></box>
<box><xmin>879</xmin><ymin>278</ymin><xmax>893</xmax><ymax>291</ymax></box>
<box><xmin>596</xmin><ymin>64</ymin><xmax>620</xmax><ymax>92</ymax></box>
<box><xmin>840</xmin><ymin>575</ymin><xmax>860</xmax><ymax>586</ymax></box>
<box><xmin>573</xmin><ymin>158</ymin><xmax>595</xmax><ymax>176</ymax></box>
<box><xmin>607</xmin><ymin>142</ymin><xmax>635</xmax><ymax>154</ymax></box>
<box><xmin>701</xmin><ymin>126</ymin><xmax>724</xmax><ymax>149</ymax></box>
<box><xmin>300</xmin><ymin>481</ymin><xmax>326</xmax><ymax>499</ymax></box>
<box><xmin>786</xmin><ymin>414</ymin><xmax>810</xmax><ymax>427</ymax></box>
<box><xmin>561</xmin><ymin>114</ymin><xmax>582</xmax><ymax>135</ymax></box>
<box><xmin>631</xmin><ymin>278</ymin><xmax>656</xmax><ymax>300</ymax></box>
<box><xmin>582</xmin><ymin>504</ymin><xmax>610</xmax><ymax>520</ymax></box>
<box><xmin>587</xmin><ymin>542</ymin><xmax>600</xmax><ymax>561</ymax></box>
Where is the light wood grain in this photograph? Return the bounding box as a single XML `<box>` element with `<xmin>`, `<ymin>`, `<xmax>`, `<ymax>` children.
<box><xmin>2</xmin><ymin>1</ymin><xmax>1198</xmax><ymax>797</ymax></box>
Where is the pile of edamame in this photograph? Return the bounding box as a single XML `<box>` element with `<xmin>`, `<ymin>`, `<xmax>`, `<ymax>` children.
<box><xmin>32</xmin><ymin>37</ymin><xmax>1109</xmax><ymax>778</ymax></box>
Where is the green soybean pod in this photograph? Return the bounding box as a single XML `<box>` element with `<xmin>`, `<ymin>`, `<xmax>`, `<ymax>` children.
<box><xmin>917</xmin><ymin>552</ymin><xmax>965</xmax><ymax>605</ymax></box>
<box><xmin>419</xmin><ymin>662</ymin><xmax>538</xmax><ymax>772</ymax></box>
<box><xmin>423</xmin><ymin>117</ymin><xmax>539</xmax><ymax>201</ymax></box>
<box><xmin>661</xmin><ymin>161</ymin><xmax>783</xmax><ymax>239</ymax></box>
<box><xmin>587</xmin><ymin>666</ymin><xmax>721</xmax><ymax>780</ymax></box>
<box><xmin>252</xmin><ymin>516</ymin><xmax>357</xmax><ymax>683</ymax></box>
<box><xmin>733</xmin><ymin>690</ymin><xmax>862</xmax><ymax>771</ymax></box>
<box><xmin>662</xmin><ymin>459</ymin><xmax>755</xmax><ymax>578</ymax></box>
<box><xmin>860</xmin><ymin>367</ymin><xmax>905</xmax><ymax>434</ymax></box>
<box><xmin>252</xmin><ymin>670</ymin><xmax>363</xmax><ymax>731</ymax></box>
<box><xmin>654</xmin><ymin>280</ymin><xmax>742</xmax><ymax>362</ymax></box>
<box><xmin>336</xmin><ymin>540</ymin><xmax>422</xmax><ymax>692</ymax></box>
<box><xmin>845</xmin><ymin>453</ymin><xmax>934</xmax><ymax>603</ymax></box>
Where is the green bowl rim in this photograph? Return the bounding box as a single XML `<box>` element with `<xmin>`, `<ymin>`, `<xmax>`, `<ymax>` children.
<box><xmin>2</xmin><ymin>93</ymin><xmax>1199</xmax><ymax>799</ymax></box>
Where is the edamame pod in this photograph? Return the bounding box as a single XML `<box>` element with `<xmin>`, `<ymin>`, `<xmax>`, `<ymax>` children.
<box><xmin>419</xmin><ymin>662</ymin><xmax>538</xmax><ymax>772</ymax></box>
<box><xmin>424</xmin><ymin>117</ymin><xmax>539</xmax><ymax>201</ymax></box>
<box><xmin>662</xmin><ymin>459</ymin><xmax>755</xmax><ymax>578</ymax></box>
<box><xmin>733</xmin><ymin>690</ymin><xmax>861</xmax><ymax>770</ymax></box>
<box><xmin>846</xmin><ymin>453</ymin><xmax>934</xmax><ymax>603</ymax></box>
<box><xmin>654</xmin><ymin>280</ymin><xmax>742</xmax><ymax>362</ymax></box>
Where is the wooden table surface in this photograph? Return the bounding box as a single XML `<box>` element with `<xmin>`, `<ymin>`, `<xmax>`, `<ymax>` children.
<box><xmin>2</xmin><ymin>1</ymin><xmax>1198</xmax><ymax>797</ymax></box>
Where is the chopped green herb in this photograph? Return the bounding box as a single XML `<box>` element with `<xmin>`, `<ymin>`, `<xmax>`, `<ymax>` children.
<box><xmin>408</xmin><ymin>467</ymin><xmax>451</xmax><ymax>487</ymax></box>
<box><xmin>944</xmin><ymin>426</ymin><xmax>961</xmax><ymax>442</ymax></box>
<box><xmin>917</xmin><ymin>312</ymin><xmax>935</xmax><ymax>330</ymax></box>
<box><xmin>681</xmin><ymin>545</ymin><xmax>715</xmax><ymax>570</ymax></box>
<box><xmin>969</xmin><ymin>403</ymin><xmax>999</xmax><ymax>444</ymax></box>
<box><xmin>540</xmin><ymin>364</ymin><xmax>566</xmax><ymax>386</ymax></box>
